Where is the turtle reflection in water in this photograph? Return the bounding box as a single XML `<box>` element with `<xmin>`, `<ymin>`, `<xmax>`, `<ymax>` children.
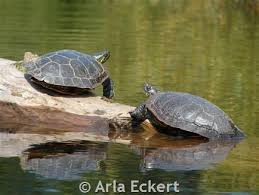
<box><xmin>130</xmin><ymin>84</ymin><xmax>245</xmax><ymax>140</ymax></box>
<box><xmin>22</xmin><ymin>49</ymin><xmax>114</xmax><ymax>98</ymax></box>
<box><xmin>20</xmin><ymin>141</ymin><xmax>107</xmax><ymax>180</ymax></box>
<box><xmin>132</xmin><ymin>140</ymin><xmax>238</xmax><ymax>171</ymax></box>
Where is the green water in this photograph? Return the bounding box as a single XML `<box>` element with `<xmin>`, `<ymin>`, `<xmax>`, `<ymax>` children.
<box><xmin>0</xmin><ymin>0</ymin><xmax>259</xmax><ymax>194</ymax></box>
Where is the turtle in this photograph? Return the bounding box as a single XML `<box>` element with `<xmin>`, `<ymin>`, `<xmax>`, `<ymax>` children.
<box><xmin>22</xmin><ymin>49</ymin><xmax>114</xmax><ymax>98</ymax></box>
<box><xmin>130</xmin><ymin>83</ymin><xmax>245</xmax><ymax>140</ymax></box>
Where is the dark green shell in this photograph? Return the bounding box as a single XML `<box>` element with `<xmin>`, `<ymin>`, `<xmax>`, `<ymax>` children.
<box><xmin>146</xmin><ymin>92</ymin><xmax>244</xmax><ymax>139</ymax></box>
<box><xmin>24</xmin><ymin>50</ymin><xmax>108</xmax><ymax>89</ymax></box>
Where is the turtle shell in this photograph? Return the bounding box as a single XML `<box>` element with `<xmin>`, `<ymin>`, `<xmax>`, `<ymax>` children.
<box><xmin>145</xmin><ymin>92</ymin><xmax>244</xmax><ymax>139</ymax></box>
<box><xmin>25</xmin><ymin>50</ymin><xmax>108</xmax><ymax>89</ymax></box>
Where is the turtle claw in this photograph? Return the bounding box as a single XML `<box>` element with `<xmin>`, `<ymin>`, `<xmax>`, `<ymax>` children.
<box><xmin>101</xmin><ymin>96</ymin><xmax>113</xmax><ymax>103</ymax></box>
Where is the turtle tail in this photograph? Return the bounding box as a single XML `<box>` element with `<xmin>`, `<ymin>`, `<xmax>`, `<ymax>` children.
<box><xmin>234</xmin><ymin>125</ymin><xmax>246</xmax><ymax>139</ymax></box>
<box><xmin>92</xmin><ymin>50</ymin><xmax>110</xmax><ymax>64</ymax></box>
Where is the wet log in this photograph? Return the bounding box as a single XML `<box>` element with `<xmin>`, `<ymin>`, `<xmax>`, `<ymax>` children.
<box><xmin>0</xmin><ymin>101</ymin><xmax>132</xmax><ymax>157</ymax></box>
<box><xmin>0</xmin><ymin>57</ymin><xmax>157</xmax><ymax>157</ymax></box>
<box><xmin>0</xmin><ymin>57</ymin><xmax>144</xmax><ymax>129</ymax></box>
<box><xmin>0</xmin><ymin>99</ymin><xmax>239</xmax><ymax>164</ymax></box>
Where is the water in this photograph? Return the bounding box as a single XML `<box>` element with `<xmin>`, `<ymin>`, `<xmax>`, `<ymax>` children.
<box><xmin>0</xmin><ymin>0</ymin><xmax>259</xmax><ymax>194</ymax></box>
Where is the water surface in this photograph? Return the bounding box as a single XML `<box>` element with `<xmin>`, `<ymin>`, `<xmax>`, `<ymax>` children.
<box><xmin>0</xmin><ymin>0</ymin><xmax>259</xmax><ymax>194</ymax></box>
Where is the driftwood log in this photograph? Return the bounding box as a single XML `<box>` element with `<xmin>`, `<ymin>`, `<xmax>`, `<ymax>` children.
<box><xmin>0</xmin><ymin>58</ymin><xmax>239</xmax><ymax>179</ymax></box>
<box><xmin>0</xmin><ymin>57</ymin><xmax>148</xmax><ymax>129</ymax></box>
<box><xmin>0</xmin><ymin>101</ymin><xmax>128</xmax><ymax>157</ymax></box>
<box><xmin>0</xmin><ymin>57</ymin><xmax>158</xmax><ymax>157</ymax></box>
<box><xmin>0</xmin><ymin>58</ymin><xmax>241</xmax><ymax>179</ymax></box>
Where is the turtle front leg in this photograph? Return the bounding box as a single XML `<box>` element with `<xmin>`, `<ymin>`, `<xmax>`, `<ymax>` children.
<box><xmin>102</xmin><ymin>77</ymin><xmax>114</xmax><ymax>99</ymax></box>
<box><xmin>129</xmin><ymin>102</ymin><xmax>147</xmax><ymax>127</ymax></box>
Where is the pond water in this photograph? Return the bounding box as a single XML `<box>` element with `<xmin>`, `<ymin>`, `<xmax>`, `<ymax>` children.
<box><xmin>0</xmin><ymin>0</ymin><xmax>259</xmax><ymax>194</ymax></box>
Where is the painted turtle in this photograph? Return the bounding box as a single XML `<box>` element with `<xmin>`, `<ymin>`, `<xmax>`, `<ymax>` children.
<box><xmin>23</xmin><ymin>49</ymin><xmax>114</xmax><ymax>98</ymax></box>
<box><xmin>130</xmin><ymin>84</ymin><xmax>245</xmax><ymax>139</ymax></box>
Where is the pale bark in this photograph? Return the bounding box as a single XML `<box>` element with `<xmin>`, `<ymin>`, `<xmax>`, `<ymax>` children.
<box><xmin>0</xmin><ymin>58</ymin><xmax>155</xmax><ymax>157</ymax></box>
<box><xmin>0</xmin><ymin>58</ymin><xmax>141</xmax><ymax>128</ymax></box>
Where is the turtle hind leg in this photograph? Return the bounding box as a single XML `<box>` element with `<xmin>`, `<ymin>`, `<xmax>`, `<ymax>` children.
<box><xmin>129</xmin><ymin>102</ymin><xmax>147</xmax><ymax>127</ymax></box>
<box><xmin>102</xmin><ymin>77</ymin><xmax>114</xmax><ymax>99</ymax></box>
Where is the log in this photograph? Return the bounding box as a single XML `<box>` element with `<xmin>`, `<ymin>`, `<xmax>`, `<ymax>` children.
<box><xmin>0</xmin><ymin>57</ymin><xmax>142</xmax><ymax>129</ymax></box>
<box><xmin>0</xmin><ymin>57</ymin><xmax>157</xmax><ymax>157</ymax></box>
<box><xmin>0</xmin><ymin>58</ymin><xmax>242</xmax><ymax>178</ymax></box>
<box><xmin>0</xmin><ymin>101</ymin><xmax>109</xmax><ymax>135</ymax></box>
<box><xmin>0</xmin><ymin>100</ymin><xmax>131</xmax><ymax>157</ymax></box>
<box><xmin>0</xmin><ymin>100</ymin><xmax>208</xmax><ymax>158</ymax></box>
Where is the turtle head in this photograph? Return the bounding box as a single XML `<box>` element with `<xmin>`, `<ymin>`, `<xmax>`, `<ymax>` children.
<box><xmin>21</xmin><ymin>52</ymin><xmax>38</xmax><ymax>70</ymax></box>
<box><xmin>144</xmin><ymin>83</ymin><xmax>159</xmax><ymax>96</ymax></box>
<box><xmin>92</xmin><ymin>50</ymin><xmax>110</xmax><ymax>64</ymax></box>
<box><xmin>23</xmin><ymin>52</ymin><xmax>38</xmax><ymax>63</ymax></box>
